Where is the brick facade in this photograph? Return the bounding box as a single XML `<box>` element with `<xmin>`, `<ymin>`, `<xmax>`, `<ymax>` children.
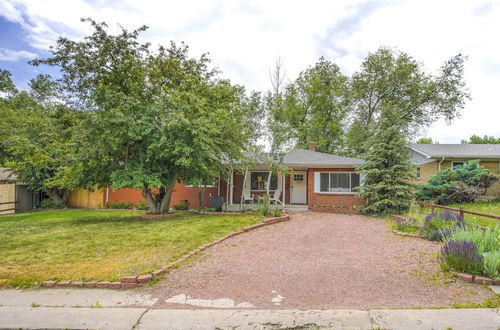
<box><xmin>307</xmin><ymin>168</ymin><xmax>365</xmax><ymax>214</ymax></box>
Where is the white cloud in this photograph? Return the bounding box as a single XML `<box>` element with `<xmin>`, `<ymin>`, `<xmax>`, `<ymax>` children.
<box><xmin>1</xmin><ymin>0</ymin><xmax>500</xmax><ymax>142</ymax></box>
<box><xmin>0</xmin><ymin>47</ymin><xmax>36</xmax><ymax>61</ymax></box>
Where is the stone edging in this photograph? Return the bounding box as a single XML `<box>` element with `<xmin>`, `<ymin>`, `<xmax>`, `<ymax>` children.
<box><xmin>140</xmin><ymin>213</ymin><xmax>177</xmax><ymax>220</ymax></box>
<box><xmin>391</xmin><ymin>229</ymin><xmax>426</xmax><ymax>239</ymax></box>
<box><xmin>451</xmin><ymin>271</ymin><xmax>499</xmax><ymax>286</ymax></box>
<box><xmin>42</xmin><ymin>213</ymin><xmax>290</xmax><ymax>289</ymax></box>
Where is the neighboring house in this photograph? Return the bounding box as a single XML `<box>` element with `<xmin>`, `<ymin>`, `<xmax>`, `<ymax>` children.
<box><xmin>409</xmin><ymin>143</ymin><xmax>500</xmax><ymax>198</ymax></box>
<box><xmin>0</xmin><ymin>168</ymin><xmax>41</xmax><ymax>213</ymax></box>
<box><xmin>0</xmin><ymin>167</ymin><xmax>17</xmax><ymax>184</ymax></box>
<box><xmin>220</xmin><ymin>142</ymin><xmax>365</xmax><ymax>213</ymax></box>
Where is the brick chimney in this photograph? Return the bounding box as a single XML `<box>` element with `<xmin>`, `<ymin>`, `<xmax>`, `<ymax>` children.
<box><xmin>308</xmin><ymin>141</ymin><xmax>317</xmax><ymax>151</ymax></box>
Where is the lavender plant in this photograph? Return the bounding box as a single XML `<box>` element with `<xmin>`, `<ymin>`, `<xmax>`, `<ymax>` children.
<box><xmin>422</xmin><ymin>210</ymin><xmax>464</xmax><ymax>241</ymax></box>
<box><xmin>440</xmin><ymin>240</ymin><xmax>484</xmax><ymax>275</ymax></box>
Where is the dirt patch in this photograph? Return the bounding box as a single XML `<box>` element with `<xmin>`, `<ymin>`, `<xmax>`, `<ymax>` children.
<box><xmin>144</xmin><ymin>212</ymin><xmax>495</xmax><ymax>309</ymax></box>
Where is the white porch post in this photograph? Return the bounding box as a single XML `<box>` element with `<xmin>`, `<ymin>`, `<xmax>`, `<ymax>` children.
<box><xmin>230</xmin><ymin>167</ymin><xmax>234</xmax><ymax>205</ymax></box>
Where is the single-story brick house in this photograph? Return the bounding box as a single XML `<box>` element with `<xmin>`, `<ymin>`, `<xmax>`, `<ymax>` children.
<box><xmin>220</xmin><ymin>142</ymin><xmax>365</xmax><ymax>213</ymax></box>
<box><xmin>409</xmin><ymin>143</ymin><xmax>500</xmax><ymax>198</ymax></box>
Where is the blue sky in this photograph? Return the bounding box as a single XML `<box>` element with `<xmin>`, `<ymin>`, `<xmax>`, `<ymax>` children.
<box><xmin>1</xmin><ymin>0</ymin><xmax>500</xmax><ymax>142</ymax></box>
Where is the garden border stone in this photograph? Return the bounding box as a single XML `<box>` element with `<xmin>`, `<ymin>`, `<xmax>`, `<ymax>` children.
<box><xmin>41</xmin><ymin>212</ymin><xmax>290</xmax><ymax>289</ymax></box>
<box><xmin>391</xmin><ymin>229</ymin><xmax>426</xmax><ymax>239</ymax></box>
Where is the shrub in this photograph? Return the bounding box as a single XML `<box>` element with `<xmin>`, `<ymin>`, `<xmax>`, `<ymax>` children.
<box><xmin>394</xmin><ymin>217</ymin><xmax>420</xmax><ymax>234</ymax></box>
<box><xmin>440</xmin><ymin>240</ymin><xmax>484</xmax><ymax>275</ymax></box>
<box><xmin>447</xmin><ymin>226</ymin><xmax>500</xmax><ymax>254</ymax></box>
<box><xmin>135</xmin><ymin>200</ymin><xmax>149</xmax><ymax>211</ymax></box>
<box><xmin>107</xmin><ymin>201</ymin><xmax>133</xmax><ymax>209</ymax></box>
<box><xmin>271</xmin><ymin>208</ymin><xmax>283</xmax><ymax>217</ymax></box>
<box><xmin>422</xmin><ymin>210</ymin><xmax>464</xmax><ymax>241</ymax></box>
<box><xmin>417</xmin><ymin>160</ymin><xmax>499</xmax><ymax>204</ymax></box>
<box><xmin>483</xmin><ymin>251</ymin><xmax>500</xmax><ymax>280</ymax></box>
<box><xmin>40</xmin><ymin>199</ymin><xmax>57</xmax><ymax>209</ymax></box>
<box><xmin>173</xmin><ymin>200</ymin><xmax>189</xmax><ymax>211</ymax></box>
<box><xmin>255</xmin><ymin>194</ymin><xmax>271</xmax><ymax>216</ymax></box>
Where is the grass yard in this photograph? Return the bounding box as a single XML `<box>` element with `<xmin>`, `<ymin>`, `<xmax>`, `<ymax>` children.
<box><xmin>0</xmin><ymin>209</ymin><xmax>261</xmax><ymax>288</ymax></box>
<box><xmin>405</xmin><ymin>201</ymin><xmax>500</xmax><ymax>228</ymax></box>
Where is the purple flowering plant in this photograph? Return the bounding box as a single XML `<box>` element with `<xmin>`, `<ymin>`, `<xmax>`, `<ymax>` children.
<box><xmin>440</xmin><ymin>240</ymin><xmax>483</xmax><ymax>275</ymax></box>
<box><xmin>422</xmin><ymin>210</ymin><xmax>464</xmax><ymax>241</ymax></box>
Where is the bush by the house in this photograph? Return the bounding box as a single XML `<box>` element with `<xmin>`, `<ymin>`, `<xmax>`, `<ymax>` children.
<box><xmin>417</xmin><ymin>160</ymin><xmax>499</xmax><ymax>205</ymax></box>
<box><xmin>40</xmin><ymin>199</ymin><xmax>57</xmax><ymax>209</ymax></box>
<box><xmin>173</xmin><ymin>200</ymin><xmax>189</xmax><ymax>211</ymax></box>
<box><xmin>421</xmin><ymin>210</ymin><xmax>464</xmax><ymax>241</ymax></box>
<box><xmin>107</xmin><ymin>201</ymin><xmax>133</xmax><ymax>209</ymax></box>
<box><xmin>440</xmin><ymin>240</ymin><xmax>484</xmax><ymax>275</ymax></box>
<box><xmin>441</xmin><ymin>227</ymin><xmax>500</xmax><ymax>280</ymax></box>
<box><xmin>135</xmin><ymin>200</ymin><xmax>149</xmax><ymax>211</ymax></box>
<box><xmin>255</xmin><ymin>194</ymin><xmax>271</xmax><ymax>216</ymax></box>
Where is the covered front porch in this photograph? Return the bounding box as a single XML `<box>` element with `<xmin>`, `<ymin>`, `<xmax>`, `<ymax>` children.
<box><xmin>217</xmin><ymin>166</ymin><xmax>309</xmax><ymax>208</ymax></box>
<box><xmin>225</xmin><ymin>203</ymin><xmax>309</xmax><ymax>212</ymax></box>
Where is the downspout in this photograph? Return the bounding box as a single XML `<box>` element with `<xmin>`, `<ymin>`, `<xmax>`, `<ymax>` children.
<box><xmin>438</xmin><ymin>157</ymin><xmax>445</xmax><ymax>171</ymax></box>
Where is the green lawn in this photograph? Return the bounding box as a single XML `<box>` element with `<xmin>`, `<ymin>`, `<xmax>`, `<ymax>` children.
<box><xmin>0</xmin><ymin>209</ymin><xmax>261</xmax><ymax>288</ymax></box>
<box><xmin>405</xmin><ymin>201</ymin><xmax>500</xmax><ymax>228</ymax></box>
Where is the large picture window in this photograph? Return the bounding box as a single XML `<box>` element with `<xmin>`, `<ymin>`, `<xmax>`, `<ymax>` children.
<box><xmin>317</xmin><ymin>172</ymin><xmax>360</xmax><ymax>193</ymax></box>
<box><xmin>251</xmin><ymin>172</ymin><xmax>278</xmax><ymax>191</ymax></box>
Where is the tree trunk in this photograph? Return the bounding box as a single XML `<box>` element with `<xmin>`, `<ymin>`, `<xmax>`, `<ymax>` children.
<box><xmin>47</xmin><ymin>188</ymin><xmax>70</xmax><ymax>206</ymax></box>
<box><xmin>142</xmin><ymin>185</ymin><xmax>175</xmax><ymax>214</ymax></box>
<box><xmin>197</xmin><ymin>186</ymin><xmax>206</xmax><ymax>212</ymax></box>
<box><xmin>240</xmin><ymin>168</ymin><xmax>248</xmax><ymax>211</ymax></box>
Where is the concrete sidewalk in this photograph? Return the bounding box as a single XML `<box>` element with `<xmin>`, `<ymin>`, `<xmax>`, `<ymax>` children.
<box><xmin>0</xmin><ymin>307</ymin><xmax>498</xmax><ymax>329</ymax></box>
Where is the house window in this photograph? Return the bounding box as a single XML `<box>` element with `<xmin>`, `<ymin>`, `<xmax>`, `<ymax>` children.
<box><xmin>293</xmin><ymin>174</ymin><xmax>304</xmax><ymax>182</ymax></box>
<box><xmin>416</xmin><ymin>166</ymin><xmax>421</xmax><ymax>179</ymax></box>
<box><xmin>452</xmin><ymin>161</ymin><xmax>465</xmax><ymax>169</ymax></box>
<box><xmin>317</xmin><ymin>172</ymin><xmax>360</xmax><ymax>193</ymax></box>
<box><xmin>251</xmin><ymin>172</ymin><xmax>278</xmax><ymax>191</ymax></box>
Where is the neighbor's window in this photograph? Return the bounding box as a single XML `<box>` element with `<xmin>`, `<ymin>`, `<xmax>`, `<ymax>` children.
<box><xmin>251</xmin><ymin>172</ymin><xmax>278</xmax><ymax>190</ymax></box>
<box><xmin>318</xmin><ymin>172</ymin><xmax>360</xmax><ymax>193</ymax></box>
<box><xmin>452</xmin><ymin>161</ymin><xmax>465</xmax><ymax>169</ymax></box>
<box><xmin>416</xmin><ymin>166</ymin><xmax>421</xmax><ymax>179</ymax></box>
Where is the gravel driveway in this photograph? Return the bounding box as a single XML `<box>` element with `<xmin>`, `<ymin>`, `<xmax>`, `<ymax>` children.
<box><xmin>146</xmin><ymin>212</ymin><xmax>495</xmax><ymax>309</ymax></box>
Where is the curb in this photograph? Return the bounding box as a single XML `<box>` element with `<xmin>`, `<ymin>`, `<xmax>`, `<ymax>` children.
<box><xmin>451</xmin><ymin>271</ymin><xmax>498</xmax><ymax>285</ymax></box>
<box><xmin>42</xmin><ymin>213</ymin><xmax>290</xmax><ymax>289</ymax></box>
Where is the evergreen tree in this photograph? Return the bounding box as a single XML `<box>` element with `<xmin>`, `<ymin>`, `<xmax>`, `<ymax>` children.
<box><xmin>356</xmin><ymin>113</ymin><xmax>415</xmax><ymax>214</ymax></box>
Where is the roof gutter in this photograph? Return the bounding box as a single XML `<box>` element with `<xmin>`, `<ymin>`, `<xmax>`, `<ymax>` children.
<box><xmin>438</xmin><ymin>157</ymin><xmax>445</xmax><ymax>171</ymax></box>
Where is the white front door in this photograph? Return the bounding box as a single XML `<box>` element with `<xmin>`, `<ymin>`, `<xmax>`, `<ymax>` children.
<box><xmin>291</xmin><ymin>171</ymin><xmax>307</xmax><ymax>204</ymax></box>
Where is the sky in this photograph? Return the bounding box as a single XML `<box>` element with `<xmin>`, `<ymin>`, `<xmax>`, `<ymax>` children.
<box><xmin>0</xmin><ymin>0</ymin><xmax>499</xmax><ymax>143</ymax></box>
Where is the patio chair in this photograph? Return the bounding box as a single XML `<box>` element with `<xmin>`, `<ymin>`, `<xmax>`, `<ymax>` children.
<box><xmin>270</xmin><ymin>186</ymin><xmax>283</xmax><ymax>205</ymax></box>
<box><xmin>242</xmin><ymin>191</ymin><xmax>254</xmax><ymax>204</ymax></box>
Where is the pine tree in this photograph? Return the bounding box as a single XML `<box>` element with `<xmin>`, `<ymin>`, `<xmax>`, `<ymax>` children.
<box><xmin>356</xmin><ymin>114</ymin><xmax>415</xmax><ymax>214</ymax></box>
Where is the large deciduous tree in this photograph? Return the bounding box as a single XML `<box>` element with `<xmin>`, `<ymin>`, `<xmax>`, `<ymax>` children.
<box><xmin>461</xmin><ymin>135</ymin><xmax>500</xmax><ymax>144</ymax></box>
<box><xmin>32</xmin><ymin>19</ymin><xmax>253</xmax><ymax>214</ymax></box>
<box><xmin>347</xmin><ymin>47</ymin><xmax>469</xmax><ymax>156</ymax></box>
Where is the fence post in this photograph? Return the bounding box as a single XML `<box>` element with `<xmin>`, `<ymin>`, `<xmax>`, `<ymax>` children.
<box><xmin>459</xmin><ymin>206</ymin><xmax>465</xmax><ymax>220</ymax></box>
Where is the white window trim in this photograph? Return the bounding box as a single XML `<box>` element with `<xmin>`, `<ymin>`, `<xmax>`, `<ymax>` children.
<box><xmin>315</xmin><ymin>171</ymin><xmax>360</xmax><ymax>195</ymax></box>
<box><xmin>452</xmin><ymin>161</ymin><xmax>466</xmax><ymax>169</ymax></box>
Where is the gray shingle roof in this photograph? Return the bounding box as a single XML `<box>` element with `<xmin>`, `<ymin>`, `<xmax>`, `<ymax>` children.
<box><xmin>409</xmin><ymin>144</ymin><xmax>500</xmax><ymax>159</ymax></box>
<box><xmin>283</xmin><ymin>149</ymin><xmax>364</xmax><ymax>166</ymax></box>
<box><xmin>0</xmin><ymin>168</ymin><xmax>16</xmax><ymax>181</ymax></box>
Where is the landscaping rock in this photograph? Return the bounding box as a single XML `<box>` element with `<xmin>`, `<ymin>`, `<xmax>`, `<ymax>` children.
<box><xmin>137</xmin><ymin>274</ymin><xmax>153</xmax><ymax>283</ymax></box>
<box><xmin>56</xmin><ymin>281</ymin><xmax>70</xmax><ymax>287</ymax></box>
<box><xmin>474</xmin><ymin>276</ymin><xmax>493</xmax><ymax>285</ymax></box>
<box><xmin>109</xmin><ymin>281</ymin><xmax>122</xmax><ymax>289</ymax></box>
<box><xmin>83</xmin><ymin>281</ymin><xmax>97</xmax><ymax>288</ymax></box>
<box><xmin>70</xmin><ymin>281</ymin><xmax>83</xmax><ymax>288</ymax></box>
<box><xmin>121</xmin><ymin>282</ymin><xmax>137</xmax><ymax>289</ymax></box>
<box><xmin>494</xmin><ymin>279</ymin><xmax>500</xmax><ymax>285</ymax></box>
<box><xmin>456</xmin><ymin>273</ymin><xmax>474</xmax><ymax>283</ymax></box>
<box><xmin>96</xmin><ymin>281</ymin><xmax>111</xmax><ymax>288</ymax></box>
<box><xmin>42</xmin><ymin>281</ymin><xmax>57</xmax><ymax>288</ymax></box>
<box><xmin>121</xmin><ymin>276</ymin><xmax>137</xmax><ymax>283</ymax></box>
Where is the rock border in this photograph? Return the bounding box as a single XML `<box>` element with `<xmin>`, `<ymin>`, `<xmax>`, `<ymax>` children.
<box><xmin>391</xmin><ymin>229</ymin><xmax>426</xmax><ymax>239</ymax></box>
<box><xmin>451</xmin><ymin>271</ymin><xmax>499</xmax><ymax>286</ymax></box>
<box><xmin>42</xmin><ymin>213</ymin><xmax>290</xmax><ymax>289</ymax></box>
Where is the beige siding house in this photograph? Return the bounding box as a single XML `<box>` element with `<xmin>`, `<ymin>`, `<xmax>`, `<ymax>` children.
<box><xmin>409</xmin><ymin>144</ymin><xmax>500</xmax><ymax>198</ymax></box>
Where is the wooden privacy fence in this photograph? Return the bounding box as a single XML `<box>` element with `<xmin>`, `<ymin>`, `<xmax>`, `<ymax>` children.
<box><xmin>68</xmin><ymin>187</ymin><xmax>104</xmax><ymax>209</ymax></box>
<box><xmin>0</xmin><ymin>184</ymin><xmax>40</xmax><ymax>214</ymax></box>
<box><xmin>416</xmin><ymin>201</ymin><xmax>500</xmax><ymax>221</ymax></box>
<box><xmin>0</xmin><ymin>184</ymin><xmax>15</xmax><ymax>214</ymax></box>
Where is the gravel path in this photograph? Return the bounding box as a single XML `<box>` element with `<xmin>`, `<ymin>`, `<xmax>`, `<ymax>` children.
<box><xmin>146</xmin><ymin>212</ymin><xmax>495</xmax><ymax>309</ymax></box>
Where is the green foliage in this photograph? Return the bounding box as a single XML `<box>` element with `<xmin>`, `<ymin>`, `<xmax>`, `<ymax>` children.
<box><xmin>348</xmin><ymin>47</ymin><xmax>469</xmax><ymax>156</ymax></box>
<box><xmin>135</xmin><ymin>200</ymin><xmax>149</xmax><ymax>211</ymax></box>
<box><xmin>271</xmin><ymin>208</ymin><xmax>283</xmax><ymax>217</ymax></box>
<box><xmin>173</xmin><ymin>201</ymin><xmax>189</xmax><ymax>211</ymax></box>
<box><xmin>356</xmin><ymin>114</ymin><xmax>415</xmax><ymax>215</ymax></box>
<box><xmin>40</xmin><ymin>199</ymin><xmax>57</xmax><ymax>209</ymax></box>
<box><xmin>107</xmin><ymin>201</ymin><xmax>133</xmax><ymax>209</ymax></box>
<box><xmin>255</xmin><ymin>194</ymin><xmax>271</xmax><ymax>216</ymax></box>
<box><xmin>416</xmin><ymin>137</ymin><xmax>435</xmax><ymax>144</ymax></box>
<box><xmin>483</xmin><ymin>252</ymin><xmax>500</xmax><ymax>280</ymax></box>
<box><xmin>461</xmin><ymin>135</ymin><xmax>500</xmax><ymax>144</ymax></box>
<box><xmin>440</xmin><ymin>240</ymin><xmax>484</xmax><ymax>275</ymax></box>
<box><xmin>394</xmin><ymin>217</ymin><xmax>420</xmax><ymax>234</ymax></box>
<box><xmin>417</xmin><ymin>160</ymin><xmax>499</xmax><ymax>204</ymax></box>
<box><xmin>448</xmin><ymin>226</ymin><xmax>500</xmax><ymax>254</ymax></box>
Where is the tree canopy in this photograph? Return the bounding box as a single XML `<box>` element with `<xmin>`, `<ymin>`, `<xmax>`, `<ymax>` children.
<box><xmin>461</xmin><ymin>135</ymin><xmax>500</xmax><ymax>144</ymax></box>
